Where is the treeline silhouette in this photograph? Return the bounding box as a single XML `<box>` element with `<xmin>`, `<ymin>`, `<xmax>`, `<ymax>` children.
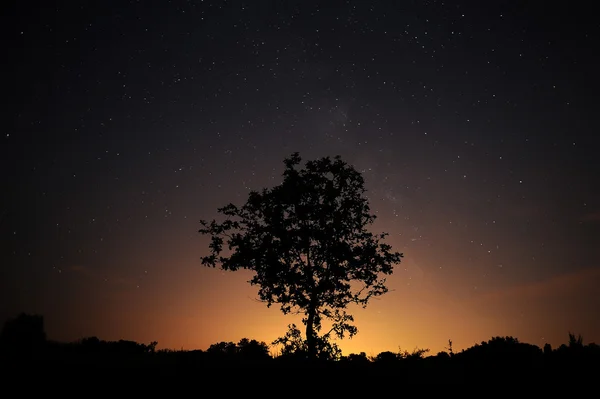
<box><xmin>2</xmin><ymin>313</ymin><xmax>598</xmax><ymax>383</ymax></box>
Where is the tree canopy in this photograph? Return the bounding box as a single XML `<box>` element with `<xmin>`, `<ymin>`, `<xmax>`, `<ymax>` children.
<box><xmin>199</xmin><ymin>152</ymin><xmax>403</xmax><ymax>359</ymax></box>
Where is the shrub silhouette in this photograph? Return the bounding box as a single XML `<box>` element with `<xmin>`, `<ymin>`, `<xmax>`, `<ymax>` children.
<box><xmin>77</xmin><ymin>336</ymin><xmax>157</xmax><ymax>355</ymax></box>
<box><xmin>206</xmin><ymin>338</ymin><xmax>271</xmax><ymax>364</ymax></box>
<box><xmin>206</xmin><ymin>341</ymin><xmax>238</xmax><ymax>356</ymax></box>
<box><xmin>0</xmin><ymin>313</ymin><xmax>46</xmax><ymax>358</ymax></box>
<box><xmin>373</xmin><ymin>350</ymin><xmax>399</xmax><ymax>364</ymax></box>
<box><xmin>272</xmin><ymin>323</ymin><xmax>342</xmax><ymax>361</ymax></box>
<box><xmin>341</xmin><ymin>352</ymin><xmax>370</xmax><ymax>366</ymax></box>
<box><xmin>236</xmin><ymin>338</ymin><xmax>270</xmax><ymax>360</ymax></box>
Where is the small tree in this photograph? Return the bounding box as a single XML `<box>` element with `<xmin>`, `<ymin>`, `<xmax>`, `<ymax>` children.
<box><xmin>199</xmin><ymin>152</ymin><xmax>403</xmax><ymax>359</ymax></box>
<box><xmin>237</xmin><ymin>338</ymin><xmax>271</xmax><ymax>360</ymax></box>
<box><xmin>447</xmin><ymin>339</ymin><xmax>454</xmax><ymax>357</ymax></box>
<box><xmin>0</xmin><ymin>313</ymin><xmax>46</xmax><ymax>356</ymax></box>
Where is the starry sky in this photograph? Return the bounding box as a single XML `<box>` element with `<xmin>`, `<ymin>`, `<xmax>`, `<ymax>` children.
<box><xmin>2</xmin><ymin>0</ymin><xmax>599</xmax><ymax>355</ymax></box>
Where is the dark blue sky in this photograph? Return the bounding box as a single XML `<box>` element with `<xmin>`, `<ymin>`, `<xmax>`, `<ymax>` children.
<box><xmin>2</xmin><ymin>0</ymin><xmax>599</xmax><ymax>353</ymax></box>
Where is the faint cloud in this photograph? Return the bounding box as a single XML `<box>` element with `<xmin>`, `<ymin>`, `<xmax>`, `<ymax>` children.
<box><xmin>581</xmin><ymin>210</ymin><xmax>600</xmax><ymax>223</ymax></box>
<box><xmin>109</xmin><ymin>277</ymin><xmax>135</xmax><ymax>286</ymax></box>
<box><xmin>69</xmin><ymin>264</ymin><xmax>94</xmax><ymax>277</ymax></box>
<box><xmin>467</xmin><ymin>267</ymin><xmax>600</xmax><ymax>344</ymax></box>
<box><xmin>476</xmin><ymin>267</ymin><xmax>600</xmax><ymax>303</ymax></box>
<box><xmin>67</xmin><ymin>264</ymin><xmax>137</xmax><ymax>288</ymax></box>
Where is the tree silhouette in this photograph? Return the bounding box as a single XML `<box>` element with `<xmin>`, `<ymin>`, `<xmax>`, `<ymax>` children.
<box><xmin>0</xmin><ymin>313</ymin><xmax>46</xmax><ymax>357</ymax></box>
<box><xmin>207</xmin><ymin>338</ymin><xmax>270</xmax><ymax>361</ymax></box>
<box><xmin>207</xmin><ymin>341</ymin><xmax>238</xmax><ymax>356</ymax></box>
<box><xmin>199</xmin><ymin>152</ymin><xmax>403</xmax><ymax>359</ymax></box>
<box><xmin>236</xmin><ymin>338</ymin><xmax>270</xmax><ymax>360</ymax></box>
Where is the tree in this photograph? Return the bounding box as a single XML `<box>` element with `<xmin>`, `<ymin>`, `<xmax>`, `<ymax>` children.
<box><xmin>0</xmin><ymin>313</ymin><xmax>46</xmax><ymax>356</ymax></box>
<box><xmin>199</xmin><ymin>152</ymin><xmax>403</xmax><ymax>359</ymax></box>
<box><xmin>236</xmin><ymin>338</ymin><xmax>271</xmax><ymax>360</ymax></box>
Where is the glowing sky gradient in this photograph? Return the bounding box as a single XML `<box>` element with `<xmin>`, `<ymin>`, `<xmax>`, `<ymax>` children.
<box><xmin>2</xmin><ymin>1</ymin><xmax>599</xmax><ymax>355</ymax></box>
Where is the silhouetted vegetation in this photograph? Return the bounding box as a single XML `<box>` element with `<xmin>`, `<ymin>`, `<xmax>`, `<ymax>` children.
<box><xmin>0</xmin><ymin>312</ymin><xmax>46</xmax><ymax>357</ymax></box>
<box><xmin>199</xmin><ymin>153</ymin><xmax>403</xmax><ymax>359</ymax></box>
<box><xmin>1</xmin><ymin>313</ymin><xmax>598</xmax><ymax>386</ymax></box>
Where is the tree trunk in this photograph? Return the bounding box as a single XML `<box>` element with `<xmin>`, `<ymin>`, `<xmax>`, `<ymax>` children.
<box><xmin>305</xmin><ymin>242</ymin><xmax>318</xmax><ymax>361</ymax></box>
<box><xmin>306</xmin><ymin>305</ymin><xmax>317</xmax><ymax>361</ymax></box>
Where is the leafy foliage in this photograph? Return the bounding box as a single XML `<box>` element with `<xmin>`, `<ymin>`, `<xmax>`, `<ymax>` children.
<box><xmin>272</xmin><ymin>323</ymin><xmax>342</xmax><ymax>361</ymax></box>
<box><xmin>199</xmin><ymin>152</ymin><xmax>403</xmax><ymax>358</ymax></box>
<box><xmin>79</xmin><ymin>336</ymin><xmax>158</xmax><ymax>354</ymax></box>
<box><xmin>207</xmin><ymin>338</ymin><xmax>270</xmax><ymax>360</ymax></box>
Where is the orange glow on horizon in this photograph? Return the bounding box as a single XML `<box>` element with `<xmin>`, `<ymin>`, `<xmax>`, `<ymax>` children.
<box><xmin>38</xmin><ymin>245</ymin><xmax>600</xmax><ymax>356</ymax></box>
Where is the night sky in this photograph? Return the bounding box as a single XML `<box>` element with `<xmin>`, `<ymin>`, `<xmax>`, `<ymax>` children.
<box><xmin>3</xmin><ymin>0</ymin><xmax>599</xmax><ymax>355</ymax></box>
